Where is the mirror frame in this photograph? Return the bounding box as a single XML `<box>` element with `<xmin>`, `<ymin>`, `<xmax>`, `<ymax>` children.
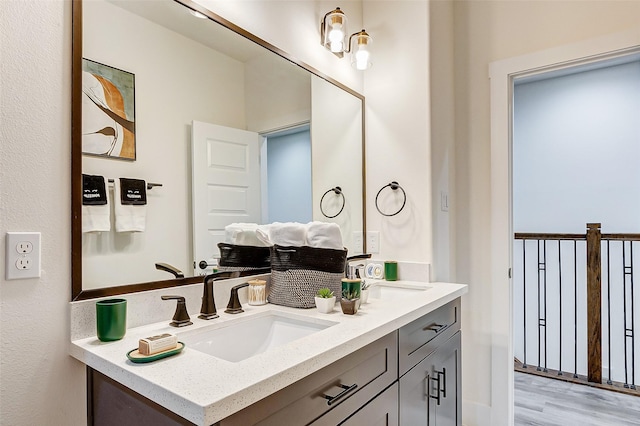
<box><xmin>71</xmin><ymin>0</ymin><xmax>366</xmax><ymax>301</ymax></box>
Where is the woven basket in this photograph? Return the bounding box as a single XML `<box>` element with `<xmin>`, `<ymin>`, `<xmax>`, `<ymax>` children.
<box><xmin>217</xmin><ymin>243</ymin><xmax>271</xmax><ymax>273</ymax></box>
<box><xmin>268</xmin><ymin>245</ymin><xmax>347</xmax><ymax>308</ymax></box>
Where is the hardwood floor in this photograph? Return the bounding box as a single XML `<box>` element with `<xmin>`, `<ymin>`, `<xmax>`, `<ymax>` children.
<box><xmin>514</xmin><ymin>371</ymin><xmax>640</xmax><ymax>425</ymax></box>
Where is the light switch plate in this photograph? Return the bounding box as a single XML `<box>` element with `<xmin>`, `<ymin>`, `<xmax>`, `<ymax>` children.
<box><xmin>5</xmin><ymin>232</ymin><xmax>41</xmax><ymax>280</ymax></box>
<box><xmin>366</xmin><ymin>231</ymin><xmax>380</xmax><ymax>254</ymax></box>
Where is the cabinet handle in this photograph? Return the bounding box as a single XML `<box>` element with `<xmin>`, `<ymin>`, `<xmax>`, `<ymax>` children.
<box><xmin>429</xmin><ymin>374</ymin><xmax>441</xmax><ymax>405</ymax></box>
<box><xmin>424</xmin><ymin>323</ymin><xmax>445</xmax><ymax>333</ymax></box>
<box><xmin>323</xmin><ymin>383</ymin><xmax>358</xmax><ymax>406</ymax></box>
<box><xmin>436</xmin><ymin>368</ymin><xmax>446</xmax><ymax>398</ymax></box>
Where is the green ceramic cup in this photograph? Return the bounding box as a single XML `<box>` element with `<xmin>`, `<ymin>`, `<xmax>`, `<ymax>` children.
<box><xmin>384</xmin><ymin>261</ymin><xmax>398</xmax><ymax>281</ymax></box>
<box><xmin>96</xmin><ymin>298</ymin><xmax>127</xmax><ymax>342</ymax></box>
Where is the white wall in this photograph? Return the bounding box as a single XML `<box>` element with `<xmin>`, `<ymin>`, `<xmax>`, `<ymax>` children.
<box><xmin>364</xmin><ymin>1</ymin><xmax>432</xmax><ymax>263</ymax></box>
<box><xmin>244</xmin><ymin>53</ymin><xmax>311</xmax><ymax>133</ymax></box>
<box><xmin>454</xmin><ymin>1</ymin><xmax>640</xmax><ymax>424</ymax></box>
<box><xmin>311</xmin><ymin>75</ymin><xmax>364</xmax><ymax>253</ymax></box>
<box><xmin>514</xmin><ymin>60</ymin><xmax>640</xmax><ymax>233</ymax></box>
<box><xmin>0</xmin><ymin>1</ymin><xmax>86</xmax><ymax>425</ymax></box>
<box><xmin>429</xmin><ymin>0</ymin><xmax>456</xmax><ymax>282</ymax></box>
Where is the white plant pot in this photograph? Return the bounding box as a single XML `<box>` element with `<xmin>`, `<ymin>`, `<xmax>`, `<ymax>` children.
<box><xmin>361</xmin><ymin>289</ymin><xmax>370</xmax><ymax>304</ymax></box>
<box><xmin>314</xmin><ymin>296</ymin><xmax>336</xmax><ymax>313</ymax></box>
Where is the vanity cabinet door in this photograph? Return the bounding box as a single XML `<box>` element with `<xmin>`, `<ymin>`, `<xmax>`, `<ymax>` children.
<box><xmin>310</xmin><ymin>382</ymin><xmax>398</xmax><ymax>426</ymax></box>
<box><xmin>88</xmin><ymin>367</ymin><xmax>195</xmax><ymax>426</ymax></box>
<box><xmin>399</xmin><ymin>332</ymin><xmax>461</xmax><ymax>426</ymax></box>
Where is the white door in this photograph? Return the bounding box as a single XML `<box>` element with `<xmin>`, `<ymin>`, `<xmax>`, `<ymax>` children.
<box><xmin>191</xmin><ymin>121</ymin><xmax>262</xmax><ymax>275</ymax></box>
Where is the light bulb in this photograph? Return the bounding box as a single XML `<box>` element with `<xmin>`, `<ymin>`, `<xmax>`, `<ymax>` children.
<box><xmin>328</xmin><ymin>25</ymin><xmax>344</xmax><ymax>53</ymax></box>
<box><xmin>352</xmin><ymin>46</ymin><xmax>371</xmax><ymax>70</ymax></box>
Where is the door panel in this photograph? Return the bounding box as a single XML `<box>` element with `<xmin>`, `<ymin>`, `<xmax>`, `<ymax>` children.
<box><xmin>191</xmin><ymin>121</ymin><xmax>261</xmax><ymax>275</ymax></box>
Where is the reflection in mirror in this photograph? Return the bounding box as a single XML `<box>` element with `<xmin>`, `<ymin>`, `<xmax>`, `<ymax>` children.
<box><xmin>73</xmin><ymin>0</ymin><xmax>365</xmax><ymax>299</ymax></box>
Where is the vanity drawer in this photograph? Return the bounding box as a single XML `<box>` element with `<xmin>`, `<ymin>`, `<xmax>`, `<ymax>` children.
<box><xmin>218</xmin><ymin>331</ymin><xmax>398</xmax><ymax>426</ymax></box>
<box><xmin>398</xmin><ymin>298</ymin><xmax>460</xmax><ymax>376</ymax></box>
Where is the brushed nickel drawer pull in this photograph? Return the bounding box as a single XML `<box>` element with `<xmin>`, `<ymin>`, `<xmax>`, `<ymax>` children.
<box><xmin>323</xmin><ymin>383</ymin><xmax>358</xmax><ymax>406</ymax></box>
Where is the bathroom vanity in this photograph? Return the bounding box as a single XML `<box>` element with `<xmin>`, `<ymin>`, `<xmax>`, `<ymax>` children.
<box><xmin>70</xmin><ymin>281</ymin><xmax>466</xmax><ymax>425</ymax></box>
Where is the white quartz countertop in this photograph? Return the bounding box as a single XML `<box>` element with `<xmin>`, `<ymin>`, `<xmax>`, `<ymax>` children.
<box><xmin>70</xmin><ymin>281</ymin><xmax>467</xmax><ymax>425</ymax></box>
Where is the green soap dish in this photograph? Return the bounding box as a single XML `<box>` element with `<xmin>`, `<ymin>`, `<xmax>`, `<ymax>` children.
<box><xmin>127</xmin><ymin>342</ymin><xmax>185</xmax><ymax>363</ymax></box>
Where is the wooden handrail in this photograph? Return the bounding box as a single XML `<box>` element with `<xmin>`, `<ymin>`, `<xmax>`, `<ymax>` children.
<box><xmin>515</xmin><ymin>232</ymin><xmax>586</xmax><ymax>240</ymax></box>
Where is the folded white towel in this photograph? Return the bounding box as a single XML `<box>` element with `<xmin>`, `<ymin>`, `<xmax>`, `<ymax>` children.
<box><xmin>82</xmin><ymin>174</ymin><xmax>110</xmax><ymax>233</ymax></box>
<box><xmin>82</xmin><ymin>204</ymin><xmax>111</xmax><ymax>233</ymax></box>
<box><xmin>114</xmin><ymin>178</ymin><xmax>147</xmax><ymax>232</ymax></box>
<box><xmin>225</xmin><ymin>223</ymin><xmax>270</xmax><ymax>247</ymax></box>
<box><xmin>306</xmin><ymin>221</ymin><xmax>343</xmax><ymax>250</ymax></box>
<box><xmin>255</xmin><ymin>224</ymin><xmax>274</xmax><ymax>246</ymax></box>
<box><xmin>257</xmin><ymin>222</ymin><xmax>306</xmax><ymax>247</ymax></box>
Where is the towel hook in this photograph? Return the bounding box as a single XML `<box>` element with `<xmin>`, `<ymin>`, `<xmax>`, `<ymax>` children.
<box><xmin>375</xmin><ymin>181</ymin><xmax>407</xmax><ymax>217</ymax></box>
<box><xmin>320</xmin><ymin>186</ymin><xmax>346</xmax><ymax>218</ymax></box>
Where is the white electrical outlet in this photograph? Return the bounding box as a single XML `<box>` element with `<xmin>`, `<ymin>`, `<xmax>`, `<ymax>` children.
<box><xmin>6</xmin><ymin>232</ymin><xmax>41</xmax><ymax>280</ymax></box>
<box><xmin>366</xmin><ymin>231</ymin><xmax>380</xmax><ymax>254</ymax></box>
<box><xmin>353</xmin><ymin>232</ymin><xmax>364</xmax><ymax>253</ymax></box>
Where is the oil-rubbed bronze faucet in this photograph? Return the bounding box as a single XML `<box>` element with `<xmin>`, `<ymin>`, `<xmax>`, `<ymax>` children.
<box><xmin>199</xmin><ymin>271</ymin><xmax>235</xmax><ymax>320</ymax></box>
<box><xmin>161</xmin><ymin>295</ymin><xmax>192</xmax><ymax>327</ymax></box>
<box><xmin>155</xmin><ymin>262</ymin><xmax>184</xmax><ymax>278</ymax></box>
<box><xmin>225</xmin><ymin>282</ymin><xmax>249</xmax><ymax>314</ymax></box>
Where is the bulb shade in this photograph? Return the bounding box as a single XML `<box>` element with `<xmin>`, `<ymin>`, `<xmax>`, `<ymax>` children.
<box><xmin>350</xmin><ymin>30</ymin><xmax>372</xmax><ymax>70</ymax></box>
<box><xmin>323</xmin><ymin>8</ymin><xmax>348</xmax><ymax>53</ymax></box>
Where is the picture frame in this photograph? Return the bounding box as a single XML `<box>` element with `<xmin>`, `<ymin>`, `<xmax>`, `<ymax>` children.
<box><xmin>82</xmin><ymin>58</ymin><xmax>136</xmax><ymax>160</ymax></box>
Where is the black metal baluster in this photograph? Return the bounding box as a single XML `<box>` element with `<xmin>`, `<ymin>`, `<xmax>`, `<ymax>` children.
<box><xmin>537</xmin><ymin>239</ymin><xmax>548</xmax><ymax>372</ymax></box>
<box><xmin>631</xmin><ymin>242</ymin><xmax>635</xmax><ymax>389</ymax></box>
<box><xmin>607</xmin><ymin>239</ymin><xmax>612</xmax><ymax>385</ymax></box>
<box><xmin>523</xmin><ymin>240</ymin><xmax>527</xmax><ymax>368</ymax></box>
<box><xmin>544</xmin><ymin>240</ymin><xmax>548</xmax><ymax>372</ymax></box>
<box><xmin>558</xmin><ymin>239</ymin><xmax>563</xmax><ymax>376</ymax></box>
<box><xmin>574</xmin><ymin>240</ymin><xmax>578</xmax><ymax>378</ymax></box>
<box><xmin>624</xmin><ymin>241</ymin><xmax>631</xmax><ymax>388</ymax></box>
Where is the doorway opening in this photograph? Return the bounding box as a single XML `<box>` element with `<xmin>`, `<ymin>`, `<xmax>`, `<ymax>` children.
<box><xmin>489</xmin><ymin>35</ymin><xmax>640</xmax><ymax>424</ymax></box>
<box><xmin>260</xmin><ymin>124</ymin><xmax>312</xmax><ymax>223</ymax></box>
<box><xmin>510</xmin><ymin>49</ymin><xmax>640</xmax><ymax>423</ymax></box>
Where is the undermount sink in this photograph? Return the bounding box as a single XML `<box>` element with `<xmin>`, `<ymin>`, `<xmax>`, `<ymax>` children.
<box><xmin>368</xmin><ymin>282</ymin><xmax>432</xmax><ymax>301</ymax></box>
<box><xmin>179</xmin><ymin>311</ymin><xmax>337</xmax><ymax>363</ymax></box>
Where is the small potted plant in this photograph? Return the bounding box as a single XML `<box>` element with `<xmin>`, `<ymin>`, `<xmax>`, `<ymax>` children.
<box><xmin>315</xmin><ymin>288</ymin><xmax>336</xmax><ymax>313</ymax></box>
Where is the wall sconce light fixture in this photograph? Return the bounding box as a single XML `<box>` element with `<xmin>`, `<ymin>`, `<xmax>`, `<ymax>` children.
<box><xmin>321</xmin><ymin>7</ymin><xmax>373</xmax><ymax>70</ymax></box>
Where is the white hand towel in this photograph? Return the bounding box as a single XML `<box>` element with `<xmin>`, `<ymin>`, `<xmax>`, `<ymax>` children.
<box><xmin>306</xmin><ymin>221</ymin><xmax>344</xmax><ymax>250</ymax></box>
<box><xmin>256</xmin><ymin>223</ymin><xmax>274</xmax><ymax>246</ymax></box>
<box><xmin>82</xmin><ymin>174</ymin><xmax>110</xmax><ymax>233</ymax></box>
<box><xmin>257</xmin><ymin>222</ymin><xmax>307</xmax><ymax>247</ymax></box>
<box><xmin>114</xmin><ymin>178</ymin><xmax>147</xmax><ymax>232</ymax></box>
<box><xmin>224</xmin><ymin>223</ymin><xmax>269</xmax><ymax>247</ymax></box>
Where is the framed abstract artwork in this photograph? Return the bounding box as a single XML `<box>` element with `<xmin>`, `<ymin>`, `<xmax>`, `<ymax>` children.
<box><xmin>82</xmin><ymin>58</ymin><xmax>136</xmax><ymax>160</ymax></box>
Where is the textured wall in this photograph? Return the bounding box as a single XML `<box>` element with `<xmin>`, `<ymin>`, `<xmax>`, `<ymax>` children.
<box><xmin>0</xmin><ymin>1</ymin><xmax>86</xmax><ymax>424</ymax></box>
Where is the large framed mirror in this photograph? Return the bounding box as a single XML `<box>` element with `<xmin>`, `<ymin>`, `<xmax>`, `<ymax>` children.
<box><xmin>71</xmin><ymin>0</ymin><xmax>366</xmax><ymax>300</ymax></box>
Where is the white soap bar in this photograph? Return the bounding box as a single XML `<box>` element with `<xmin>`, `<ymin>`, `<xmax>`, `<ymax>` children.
<box><xmin>138</xmin><ymin>333</ymin><xmax>178</xmax><ymax>355</ymax></box>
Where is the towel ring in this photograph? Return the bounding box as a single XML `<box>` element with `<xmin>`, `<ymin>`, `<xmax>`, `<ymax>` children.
<box><xmin>320</xmin><ymin>186</ymin><xmax>346</xmax><ymax>218</ymax></box>
<box><xmin>375</xmin><ymin>181</ymin><xmax>407</xmax><ymax>217</ymax></box>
